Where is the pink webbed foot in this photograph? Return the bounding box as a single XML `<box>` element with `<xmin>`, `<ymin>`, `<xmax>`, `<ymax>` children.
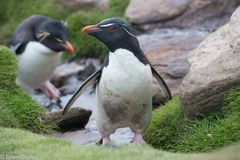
<box><xmin>102</xmin><ymin>136</ymin><xmax>112</xmax><ymax>145</ymax></box>
<box><xmin>41</xmin><ymin>81</ymin><xmax>60</xmax><ymax>100</ymax></box>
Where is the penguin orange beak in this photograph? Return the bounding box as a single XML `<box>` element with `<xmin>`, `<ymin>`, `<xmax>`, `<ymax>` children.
<box><xmin>64</xmin><ymin>41</ymin><xmax>75</xmax><ymax>54</ymax></box>
<box><xmin>82</xmin><ymin>25</ymin><xmax>101</xmax><ymax>34</ymax></box>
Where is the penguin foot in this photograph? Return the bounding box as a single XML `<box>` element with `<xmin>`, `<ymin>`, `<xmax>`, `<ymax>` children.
<box><xmin>41</xmin><ymin>81</ymin><xmax>60</xmax><ymax>100</ymax></box>
<box><xmin>102</xmin><ymin>136</ymin><xmax>112</xmax><ymax>145</ymax></box>
<box><xmin>132</xmin><ymin>133</ymin><xmax>146</xmax><ymax>144</ymax></box>
<box><xmin>102</xmin><ymin>137</ymin><xmax>118</xmax><ymax>148</ymax></box>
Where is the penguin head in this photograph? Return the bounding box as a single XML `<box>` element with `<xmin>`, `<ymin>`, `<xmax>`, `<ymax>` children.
<box><xmin>82</xmin><ymin>17</ymin><xmax>139</xmax><ymax>52</ymax></box>
<box><xmin>35</xmin><ymin>20</ymin><xmax>75</xmax><ymax>54</ymax></box>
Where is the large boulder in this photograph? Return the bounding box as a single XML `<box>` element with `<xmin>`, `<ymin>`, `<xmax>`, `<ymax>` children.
<box><xmin>125</xmin><ymin>0</ymin><xmax>190</xmax><ymax>24</ymax></box>
<box><xmin>180</xmin><ymin>7</ymin><xmax>240</xmax><ymax>118</ymax></box>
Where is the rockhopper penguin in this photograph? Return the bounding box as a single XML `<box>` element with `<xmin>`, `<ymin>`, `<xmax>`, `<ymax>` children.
<box><xmin>62</xmin><ymin>18</ymin><xmax>171</xmax><ymax>145</ymax></box>
<box><xmin>9</xmin><ymin>15</ymin><xmax>75</xmax><ymax>100</ymax></box>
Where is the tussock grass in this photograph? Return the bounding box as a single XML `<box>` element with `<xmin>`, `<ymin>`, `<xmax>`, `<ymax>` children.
<box><xmin>145</xmin><ymin>94</ymin><xmax>240</xmax><ymax>152</ymax></box>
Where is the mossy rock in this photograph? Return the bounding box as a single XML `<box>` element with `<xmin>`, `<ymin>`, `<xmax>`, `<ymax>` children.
<box><xmin>0</xmin><ymin>46</ymin><xmax>52</xmax><ymax>133</ymax></box>
<box><xmin>144</xmin><ymin>94</ymin><xmax>240</xmax><ymax>152</ymax></box>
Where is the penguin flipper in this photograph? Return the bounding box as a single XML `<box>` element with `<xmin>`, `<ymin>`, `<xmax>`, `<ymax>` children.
<box><xmin>62</xmin><ymin>68</ymin><xmax>102</xmax><ymax>115</ymax></box>
<box><xmin>151</xmin><ymin>66</ymin><xmax>172</xmax><ymax>100</ymax></box>
<box><xmin>9</xmin><ymin>43</ymin><xmax>22</xmax><ymax>53</ymax></box>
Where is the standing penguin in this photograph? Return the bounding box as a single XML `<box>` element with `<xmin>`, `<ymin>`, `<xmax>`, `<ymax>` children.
<box><xmin>9</xmin><ymin>15</ymin><xmax>75</xmax><ymax>100</ymax></box>
<box><xmin>62</xmin><ymin>18</ymin><xmax>171</xmax><ymax>145</ymax></box>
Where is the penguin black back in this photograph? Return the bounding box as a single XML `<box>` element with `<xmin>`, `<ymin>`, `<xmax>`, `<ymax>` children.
<box><xmin>9</xmin><ymin>15</ymin><xmax>47</xmax><ymax>54</ymax></box>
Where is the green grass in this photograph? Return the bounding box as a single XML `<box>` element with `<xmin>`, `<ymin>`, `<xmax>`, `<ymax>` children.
<box><xmin>144</xmin><ymin>94</ymin><xmax>240</xmax><ymax>152</ymax></box>
<box><xmin>0</xmin><ymin>127</ymin><xmax>190</xmax><ymax>160</ymax></box>
<box><xmin>0</xmin><ymin>46</ymin><xmax>52</xmax><ymax>133</ymax></box>
<box><xmin>1</xmin><ymin>127</ymin><xmax>240</xmax><ymax>160</ymax></box>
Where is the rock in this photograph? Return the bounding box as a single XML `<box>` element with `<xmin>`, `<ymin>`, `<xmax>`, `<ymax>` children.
<box><xmin>53</xmin><ymin>129</ymin><xmax>101</xmax><ymax>145</ymax></box>
<box><xmin>180</xmin><ymin>7</ymin><xmax>240</xmax><ymax>118</ymax></box>
<box><xmin>96</xmin><ymin>0</ymin><xmax>109</xmax><ymax>11</ymax></box>
<box><xmin>136</xmin><ymin>0</ymin><xmax>240</xmax><ymax>31</ymax></box>
<box><xmin>166</xmin><ymin>57</ymin><xmax>190</xmax><ymax>79</ymax></box>
<box><xmin>59</xmin><ymin>75</ymin><xmax>82</xmax><ymax>95</ymax></box>
<box><xmin>43</xmin><ymin>107</ymin><xmax>92</xmax><ymax>131</ymax></box>
<box><xmin>56</xmin><ymin>58</ymin><xmax>99</xmax><ymax>95</ymax></box>
<box><xmin>164</xmin><ymin>0</ymin><xmax>240</xmax><ymax>29</ymax></box>
<box><xmin>59</xmin><ymin>0</ymin><xmax>108</xmax><ymax>11</ymax></box>
<box><xmin>125</xmin><ymin>0</ymin><xmax>190</xmax><ymax>24</ymax></box>
<box><xmin>51</xmin><ymin>62</ymin><xmax>84</xmax><ymax>88</ymax></box>
<box><xmin>78</xmin><ymin>62</ymin><xmax>96</xmax><ymax>80</ymax></box>
<box><xmin>138</xmin><ymin>28</ymin><xmax>208</xmax><ymax>95</ymax></box>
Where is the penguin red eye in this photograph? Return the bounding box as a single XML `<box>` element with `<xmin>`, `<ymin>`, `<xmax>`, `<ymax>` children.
<box><xmin>108</xmin><ymin>26</ymin><xmax>117</xmax><ymax>33</ymax></box>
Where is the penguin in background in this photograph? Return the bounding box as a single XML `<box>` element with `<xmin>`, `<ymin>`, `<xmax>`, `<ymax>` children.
<box><xmin>62</xmin><ymin>17</ymin><xmax>172</xmax><ymax>145</ymax></box>
<box><xmin>9</xmin><ymin>15</ymin><xmax>75</xmax><ymax>100</ymax></box>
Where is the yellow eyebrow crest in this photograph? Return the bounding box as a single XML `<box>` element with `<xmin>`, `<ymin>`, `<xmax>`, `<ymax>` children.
<box><xmin>99</xmin><ymin>23</ymin><xmax>115</xmax><ymax>27</ymax></box>
<box><xmin>55</xmin><ymin>38</ymin><xmax>63</xmax><ymax>43</ymax></box>
<box><xmin>36</xmin><ymin>31</ymin><xmax>50</xmax><ymax>42</ymax></box>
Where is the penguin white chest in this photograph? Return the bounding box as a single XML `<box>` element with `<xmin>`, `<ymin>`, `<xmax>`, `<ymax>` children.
<box><xmin>17</xmin><ymin>42</ymin><xmax>61</xmax><ymax>90</ymax></box>
<box><xmin>96</xmin><ymin>49</ymin><xmax>152</xmax><ymax>131</ymax></box>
